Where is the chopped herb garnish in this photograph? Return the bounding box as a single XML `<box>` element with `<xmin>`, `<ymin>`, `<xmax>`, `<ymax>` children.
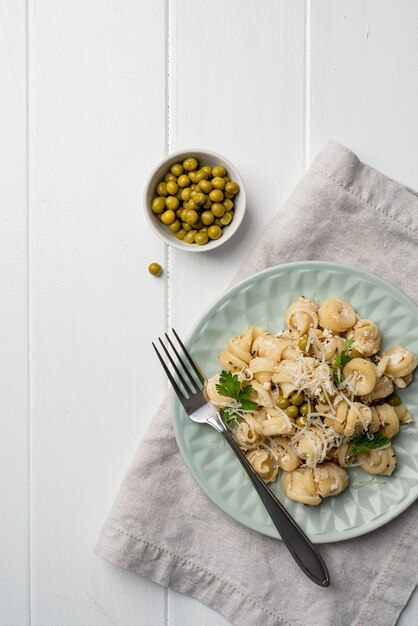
<box><xmin>332</xmin><ymin>339</ymin><xmax>355</xmax><ymax>386</ymax></box>
<box><xmin>352</xmin><ymin>432</ymin><xmax>390</xmax><ymax>456</ymax></box>
<box><xmin>216</xmin><ymin>370</ymin><xmax>258</xmax><ymax>428</ymax></box>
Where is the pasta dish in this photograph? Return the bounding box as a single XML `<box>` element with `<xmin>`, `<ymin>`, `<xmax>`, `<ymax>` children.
<box><xmin>206</xmin><ymin>297</ymin><xmax>417</xmax><ymax>505</ymax></box>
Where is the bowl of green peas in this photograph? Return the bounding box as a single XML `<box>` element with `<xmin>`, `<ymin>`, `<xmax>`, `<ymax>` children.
<box><xmin>145</xmin><ymin>149</ymin><xmax>246</xmax><ymax>251</ymax></box>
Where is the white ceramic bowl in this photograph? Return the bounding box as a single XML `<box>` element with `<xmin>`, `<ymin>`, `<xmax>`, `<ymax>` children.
<box><xmin>144</xmin><ymin>149</ymin><xmax>246</xmax><ymax>252</ymax></box>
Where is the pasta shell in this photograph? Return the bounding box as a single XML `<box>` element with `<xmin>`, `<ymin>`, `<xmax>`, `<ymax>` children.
<box><xmin>261</xmin><ymin>408</ymin><xmax>294</xmax><ymax>436</ymax></box>
<box><xmin>343</xmin><ymin>358</ymin><xmax>377</xmax><ymax>395</ymax></box>
<box><xmin>282</xmin><ymin>468</ymin><xmax>321</xmax><ymax>506</ymax></box>
<box><xmin>248</xmin><ymin>357</ymin><xmax>277</xmax><ymax>384</ymax></box>
<box><xmin>371</xmin><ymin>403</ymin><xmax>400</xmax><ymax>439</ymax></box>
<box><xmin>383</xmin><ymin>345</ymin><xmax>418</xmax><ymax>378</ymax></box>
<box><xmin>233</xmin><ymin>422</ymin><xmax>260</xmax><ymax>450</ymax></box>
<box><xmin>285</xmin><ymin>297</ymin><xmax>319</xmax><ymax>337</ymax></box>
<box><xmin>313</xmin><ymin>462</ymin><xmax>349</xmax><ymax>497</ymax></box>
<box><xmin>245</xmin><ymin>448</ymin><xmax>278</xmax><ymax>483</ymax></box>
<box><xmin>346</xmin><ymin>318</ymin><xmax>381</xmax><ymax>356</ymax></box>
<box><xmin>318</xmin><ymin>298</ymin><xmax>357</xmax><ymax>332</ymax></box>
<box><xmin>358</xmin><ymin>446</ymin><xmax>396</xmax><ymax>476</ymax></box>
<box><xmin>273</xmin><ymin>437</ymin><xmax>301</xmax><ymax>471</ymax></box>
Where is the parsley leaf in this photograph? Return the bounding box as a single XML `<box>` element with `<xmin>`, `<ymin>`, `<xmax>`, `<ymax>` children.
<box><xmin>352</xmin><ymin>432</ymin><xmax>390</xmax><ymax>456</ymax></box>
<box><xmin>220</xmin><ymin>407</ymin><xmax>240</xmax><ymax>428</ymax></box>
<box><xmin>215</xmin><ymin>370</ymin><xmax>241</xmax><ymax>399</ymax></box>
<box><xmin>332</xmin><ymin>339</ymin><xmax>355</xmax><ymax>386</ymax></box>
<box><xmin>216</xmin><ymin>370</ymin><xmax>258</xmax><ymax>428</ymax></box>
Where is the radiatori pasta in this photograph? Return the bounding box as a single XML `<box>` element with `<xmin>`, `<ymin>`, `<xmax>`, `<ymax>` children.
<box><xmin>206</xmin><ymin>296</ymin><xmax>417</xmax><ymax>506</ymax></box>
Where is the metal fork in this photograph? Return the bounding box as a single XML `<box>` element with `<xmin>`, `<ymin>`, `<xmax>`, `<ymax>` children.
<box><xmin>153</xmin><ymin>329</ymin><xmax>330</xmax><ymax>587</ymax></box>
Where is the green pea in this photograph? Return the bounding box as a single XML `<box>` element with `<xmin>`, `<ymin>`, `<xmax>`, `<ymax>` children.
<box><xmin>201</xmin><ymin>165</ymin><xmax>212</xmax><ymax>176</ymax></box>
<box><xmin>156</xmin><ymin>182</ymin><xmax>168</xmax><ymax>196</ymax></box>
<box><xmin>349</xmin><ymin>348</ymin><xmax>363</xmax><ymax>359</ymax></box>
<box><xmin>183</xmin><ymin>157</ymin><xmax>198</xmax><ymax>171</ymax></box>
<box><xmin>198</xmin><ymin>179</ymin><xmax>213</xmax><ymax>193</ymax></box>
<box><xmin>161</xmin><ymin>210</ymin><xmax>176</xmax><ymax>225</ymax></box>
<box><xmin>211</xmin><ymin>202</ymin><xmax>225</xmax><ymax>217</ymax></box>
<box><xmin>220</xmin><ymin>211</ymin><xmax>233</xmax><ymax>225</ymax></box>
<box><xmin>148</xmin><ymin>262</ymin><xmax>162</xmax><ymax>276</ymax></box>
<box><xmin>211</xmin><ymin>176</ymin><xmax>225</xmax><ymax>190</ymax></box>
<box><xmin>175</xmin><ymin>229</ymin><xmax>186</xmax><ymax>240</ymax></box>
<box><xmin>151</xmin><ymin>197</ymin><xmax>166</xmax><ymax>214</ymax></box>
<box><xmin>278</xmin><ymin>397</ymin><xmax>290</xmax><ymax>410</ymax></box>
<box><xmin>188</xmin><ymin>171</ymin><xmax>197</xmax><ymax>183</ymax></box>
<box><xmin>185</xmin><ymin>209</ymin><xmax>199</xmax><ymax>225</ymax></box>
<box><xmin>194</xmin><ymin>192</ymin><xmax>207</xmax><ymax>206</ymax></box>
<box><xmin>183</xmin><ymin>231</ymin><xmax>196</xmax><ymax>244</ymax></box>
<box><xmin>209</xmin><ymin>189</ymin><xmax>224</xmax><ymax>202</ymax></box>
<box><xmin>296</xmin><ymin>416</ymin><xmax>307</xmax><ymax>428</ymax></box>
<box><xmin>300</xmin><ymin>402</ymin><xmax>310</xmax><ymax>415</ymax></box>
<box><xmin>168</xmin><ymin>219</ymin><xmax>181</xmax><ymax>232</ymax></box>
<box><xmin>291</xmin><ymin>393</ymin><xmax>304</xmax><ymax>407</ymax></box>
<box><xmin>203</xmin><ymin>198</ymin><xmax>212</xmax><ymax>209</ymax></box>
<box><xmin>212</xmin><ymin>165</ymin><xmax>226</xmax><ymax>178</ymax></box>
<box><xmin>195</xmin><ymin>169</ymin><xmax>209</xmax><ymax>182</ymax></box>
<box><xmin>298</xmin><ymin>336</ymin><xmax>308</xmax><ymax>352</ymax></box>
<box><xmin>181</xmin><ymin>187</ymin><xmax>192</xmax><ymax>201</ymax></box>
<box><xmin>223</xmin><ymin>176</ymin><xmax>231</xmax><ymax>183</ymax></box>
<box><xmin>286</xmin><ymin>405</ymin><xmax>299</xmax><ymax>419</ymax></box>
<box><xmin>224</xmin><ymin>192</ymin><xmax>234</xmax><ymax>199</ymax></box>
<box><xmin>201</xmin><ymin>211</ymin><xmax>214</xmax><ymax>226</ymax></box>
<box><xmin>164</xmin><ymin>172</ymin><xmax>177</xmax><ymax>183</ymax></box>
<box><xmin>166</xmin><ymin>181</ymin><xmax>179</xmax><ymax>196</ymax></box>
<box><xmin>187</xmin><ymin>200</ymin><xmax>198</xmax><ymax>211</ymax></box>
<box><xmin>199</xmin><ymin>226</ymin><xmax>208</xmax><ymax>232</ymax></box>
<box><xmin>387</xmin><ymin>394</ymin><xmax>401</xmax><ymax>407</ymax></box>
<box><xmin>223</xmin><ymin>198</ymin><xmax>234</xmax><ymax>211</ymax></box>
<box><xmin>225</xmin><ymin>181</ymin><xmax>239</xmax><ymax>195</ymax></box>
<box><xmin>178</xmin><ymin>174</ymin><xmax>191</xmax><ymax>188</ymax></box>
<box><xmin>214</xmin><ymin>218</ymin><xmax>222</xmax><ymax>226</ymax></box>
<box><xmin>165</xmin><ymin>196</ymin><xmax>179</xmax><ymax>211</ymax></box>
<box><xmin>207</xmin><ymin>225</ymin><xmax>222</xmax><ymax>240</ymax></box>
<box><xmin>171</xmin><ymin>163</ymin><xmax>183</xmax><ymax>176</ymax></box>
<box><xmin>195</xmin><ymin>231</ymin><xmax>209</xmax><ymax>245</ymax></box>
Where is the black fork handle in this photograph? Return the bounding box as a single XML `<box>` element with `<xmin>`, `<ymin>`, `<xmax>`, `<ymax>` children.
<box><xmin>221</xmin><ymin>429</ymin><xmax>330</xmax><ymax>587</ymax></box>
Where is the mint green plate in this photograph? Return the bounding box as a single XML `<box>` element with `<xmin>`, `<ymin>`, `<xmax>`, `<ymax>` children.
<box><xmin>173</xmin><ymin>261</ymin><xmax>418</xmax><ymax>543</ymax></box>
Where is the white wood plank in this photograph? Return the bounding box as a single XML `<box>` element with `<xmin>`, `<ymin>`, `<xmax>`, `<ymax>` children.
<box><xmin>0</xmin><ymin>1</ymin><xmax>29</xmax><ymax>624</ymax></box>
<box><xmin>29</xmin><ymin>1</ymin><xmax>167</xmax><ymax>623</ymax></box>
<box><xmin>168</xmin><ymin>1</ymin><xmax>306</xmax><ymax>623</ymax></box>
<box><xmin>167</xmin><ymin>0</ymin><xmax>306</xmax><ymax>334</ymax></box>
<box><xmin>311</xmin><ymin>3</ymin><xmax>418</xmax><ymax>624</ymax></box>
<box><xmin>310</xmin><ymin>0</ymin><xmax>418</xmax><ymax>189</ymax></box>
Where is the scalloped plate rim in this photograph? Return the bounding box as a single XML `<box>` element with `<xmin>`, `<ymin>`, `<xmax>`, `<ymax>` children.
<box><xmin>172</xmin><ymin>261</ymin><xmax>418</xmax><ymax>543</ymax></box>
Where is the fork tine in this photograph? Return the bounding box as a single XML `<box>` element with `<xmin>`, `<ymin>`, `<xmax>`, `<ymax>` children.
<box><xmin>172</xmin><ymin>328</ymin><xmax>206</xmax><ymax>385</ymax></box>
<box><xmin>158</xmin><ymin>338</ymin><xmax>196</xmax><ymax>396</ymax></box>
<box><xmin>152</xmin><ymin>342</ymin><xmax>187</xmax><ymax>401</ymax></box>
<box><xmin>165</xmin><ymin>333</ymin><xmax>203</xmax><ymax>390</ymax></box>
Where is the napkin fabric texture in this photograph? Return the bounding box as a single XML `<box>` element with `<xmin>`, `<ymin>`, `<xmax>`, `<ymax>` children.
<box><xmin>96</xmin><ymin>141</ymin><xmax>418</xmax><ymax>626</ymax></box>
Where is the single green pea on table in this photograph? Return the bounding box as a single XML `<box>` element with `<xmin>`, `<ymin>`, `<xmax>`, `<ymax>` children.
<box><xmin>151</xmin><ymin>156</ymin><xmax>240</xmax><ymax>246</ymax></box>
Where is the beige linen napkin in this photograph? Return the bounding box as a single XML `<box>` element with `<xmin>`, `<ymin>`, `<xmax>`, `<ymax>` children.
<box><xmin>96</xmin><ymin>141</ymin><xmax>418</xmax><ymax>626</ymax></box>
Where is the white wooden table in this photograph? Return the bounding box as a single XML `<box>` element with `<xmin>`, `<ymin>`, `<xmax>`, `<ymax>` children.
<box><xmin>2</xmin><ymin>1</ymin><xmax>417</xmax><ymax>624</ymax></box>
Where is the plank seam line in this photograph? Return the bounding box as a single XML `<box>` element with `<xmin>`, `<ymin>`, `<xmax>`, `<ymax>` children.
<box><xmin>105</xmin><ymin>523</ymin><xmax>300</xmax><ymax>626</ymax></box>
<box><xmin>165</xmin><ymin>0</ymin><xmax>171</xmax><ymax>339</ymax></box>
<box><xmin>25</xmin><ymin>0</ymin><xmax>32</xmax><ymax>622</ymax></box>
<box><xmin>304</xmin><ymin>0</ymin><xmax>311</xmax><ymax>170</ymax></box>
<box><xmin>165</xmin><ymin>1</ymin><xmax>171</xmax><ymax>622</ymax></box>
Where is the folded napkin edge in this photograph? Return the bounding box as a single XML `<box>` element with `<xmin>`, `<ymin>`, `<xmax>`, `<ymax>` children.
<box><xmin>312</xmin><ymin>140</ymin><xmax>418</xmax><ymax>237</ymax></box>
<box><xmin>95</xmin><ymin>520</ymin><xmax>300</xmax><ymax>626</ymax></box>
